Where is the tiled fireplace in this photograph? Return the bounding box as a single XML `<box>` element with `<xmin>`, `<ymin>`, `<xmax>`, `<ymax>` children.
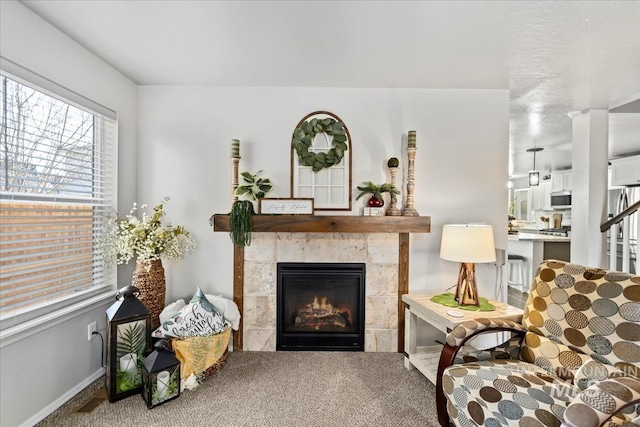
<box><xmin>211</xmin><ymin>213</ymin><xmax>431</xmax><ymax>353</ymax></box>
<box><xmin>277</xmin><ymin>262</ymin><xmax>365</xmax><ymax>351</ymax></box>
<box><xmin>243</xmin><ymin>233</ymin><xmax>399</xmax><ymax>352</ymax></box>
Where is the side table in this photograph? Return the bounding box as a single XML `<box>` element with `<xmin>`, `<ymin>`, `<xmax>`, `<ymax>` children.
<box><xmin>402</xmin><ymin>294</ymin><xmax>523</xmax><ymax>384</ymax></box>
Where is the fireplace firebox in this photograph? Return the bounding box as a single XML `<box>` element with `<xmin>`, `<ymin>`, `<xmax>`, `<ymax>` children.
<box><xmin>277</xmin><ymin>262</ymin><xmax>365</xmax><ymax>351</ymax></box>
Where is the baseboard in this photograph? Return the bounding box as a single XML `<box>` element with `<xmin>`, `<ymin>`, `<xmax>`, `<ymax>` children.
<box><xmin>20</xmin><ymin>368</ymin><xmax>105</xmax><ymax>427</ymax></box>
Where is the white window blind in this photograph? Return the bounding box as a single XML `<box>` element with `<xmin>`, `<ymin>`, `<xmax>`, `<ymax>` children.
<box><xmin>0</xmin><ymin>62</ymin><xmax>117</xmax><ymax>326</ymax></box>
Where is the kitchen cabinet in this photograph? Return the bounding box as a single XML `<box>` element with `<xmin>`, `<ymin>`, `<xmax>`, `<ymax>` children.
<box><xmin>543</xmin><ymin>181</ymin><xmax>552</xmax><ymax>209</ymax></box>
<box><xmin>513</xmin><ymin>188</ymin><xmax>531</xmax><ymax>221</ymax></box>
<box><xmin>551</xmin><ymin>170</ymin><xmax>572</xmax><ymax>192</ymax></box>
<box><xmin>610</xmin><ymin>155</ymin><xmax>640</xmax><ymax>187</ymax></box>
<box><xmin>513</xmin><ymin>182</ymin><xmax>552</xmax><ymax>220</ymax></box>
<box><xmin>532</xmin><ymin>181</ymin><xmax>552</xmax><ymax>210</ymax></box>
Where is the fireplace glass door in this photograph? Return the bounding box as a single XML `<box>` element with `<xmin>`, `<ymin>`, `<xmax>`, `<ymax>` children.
<box><xmin>277</xmin><ymin>263</ymin><xmax>365</xmax><ymax>351</ymax></box>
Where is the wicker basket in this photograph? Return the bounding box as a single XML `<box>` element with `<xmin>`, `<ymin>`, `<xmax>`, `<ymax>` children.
<box><xmin>170</xmin><ymin>329</ymin><xmax>231</xmax><ymax>380</ymax></box>
<box><xmin>203</xmin><ymin>348</ymin><xmax>228</xmax><ymax>377</ymax></box>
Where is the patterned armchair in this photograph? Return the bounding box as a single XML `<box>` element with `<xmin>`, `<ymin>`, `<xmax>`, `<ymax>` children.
<box><xmin>436</xmin><ymin>259</ymin><xmax>640</xmax><ymax>427</ymax></box>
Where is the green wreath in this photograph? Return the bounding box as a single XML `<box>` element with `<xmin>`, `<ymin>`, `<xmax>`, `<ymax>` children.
<box><xmin>292</xmin><ymin>117</ymin><xmax>348</xmax><ymax>172</ymax></box>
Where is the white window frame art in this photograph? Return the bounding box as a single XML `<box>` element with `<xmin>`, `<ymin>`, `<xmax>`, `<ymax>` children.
<box><xmin>290</xmin><ymin>111</ymin><xmax>352</xmax><ymax>211</ymax></box>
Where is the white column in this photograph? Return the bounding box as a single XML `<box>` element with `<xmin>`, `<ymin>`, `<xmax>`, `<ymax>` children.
<box><xmin>570</xmin><ymin>110</ymin><xmax>609</xmax><ymax>267</ymax></box>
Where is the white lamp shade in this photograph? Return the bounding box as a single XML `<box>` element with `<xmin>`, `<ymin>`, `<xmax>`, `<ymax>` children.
<box><xmin>440</xmin><ymin>224</ymin><xmax>496</xmax><ymax>263</ymax></box>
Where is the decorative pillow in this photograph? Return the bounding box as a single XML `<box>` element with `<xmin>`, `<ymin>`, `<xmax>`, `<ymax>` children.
<box><xmin>159</xmin><ymin>299</ymin><xmax>185</xmax><ymax>326</ymax></box>
<box><xmin>153</xmin><ymin>288</ymin><xmax>230</xmax><ymax>339</ymax></box>
<box><xmin>205</xmin><ymin>294</ymin><xmax>241</xmax><ymax>331</ymax></box>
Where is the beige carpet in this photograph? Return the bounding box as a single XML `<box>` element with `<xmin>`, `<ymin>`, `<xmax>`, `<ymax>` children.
<box><xmin>37</xmin><ymin>351</ymin><xmax>439</xmax><ymax>427</ymax></box>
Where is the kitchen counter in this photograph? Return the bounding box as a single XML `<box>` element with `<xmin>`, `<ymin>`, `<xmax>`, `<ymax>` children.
<box><xmin>516</xmin><ymin>227</ymin><xmax>542</xmax><ymax>234</ymax></box>
<box><xmin>508</xmin><ymin>234</ymin><xmax>571</xmax><ymax>290</ymax></box>
<box><xmin>509</xmin><ymin>232</ymin><xmax>570</xmax><ymax>242</ymax></box>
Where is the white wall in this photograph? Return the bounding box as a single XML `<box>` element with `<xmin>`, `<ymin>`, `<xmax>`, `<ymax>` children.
<box><xmin>0</xmin><ymin>1</ymin><xmax>137</xmax><ymax>426</ymax></box>
<box><xmin>0</xmin><ymin>2</ymin><xmax>508</xmax><ymax>423</ymax></box>
<box><xmin>137</xmin><ymin>87</ymin><xmax>509</xmax><ymax>304</ymax></box>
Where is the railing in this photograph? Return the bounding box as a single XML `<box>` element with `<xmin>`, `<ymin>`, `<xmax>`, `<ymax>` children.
<box><xmin>600</xmin><ymin>200</ymin><xmax>640</xmax><ymax>273</ymax></box>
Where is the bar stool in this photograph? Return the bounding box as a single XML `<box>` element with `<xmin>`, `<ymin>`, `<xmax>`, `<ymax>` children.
<box><xmin>508</xmin><ymin>254</ymin><xmax>526</xmax><ymax>292</ymax></box>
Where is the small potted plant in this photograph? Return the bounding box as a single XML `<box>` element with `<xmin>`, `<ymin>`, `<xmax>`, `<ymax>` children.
<box><xmin>355</xmin><ymin>181</ymin><xmax>399</xmax><ymax>207</ymax></box>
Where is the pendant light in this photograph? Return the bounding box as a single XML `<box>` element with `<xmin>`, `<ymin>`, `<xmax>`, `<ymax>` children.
<box><xmin>527</xmin><ymin>147</ymin><xmax>543</xmax><ymax>186</ymax></box>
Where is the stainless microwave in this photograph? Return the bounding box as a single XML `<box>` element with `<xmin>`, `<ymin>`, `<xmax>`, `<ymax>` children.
<box><xmin>550</xmin><ymin>190</ymin><xmax>571</xmax><ymax>209</ymax></box>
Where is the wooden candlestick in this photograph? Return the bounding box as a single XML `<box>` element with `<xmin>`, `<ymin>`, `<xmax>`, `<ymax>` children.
<box><xmin>386</xmin><ymin>166</ymin><xmax>401</xmax><ymax>216</ymax></box>
<box><xmin>231</xmin><ymin>139</ymin><xmax>241</xmax><ymax>203</ymax></box>
<box><xmin>403</xmin><ymin>131</ymin><xmax>419</xmax><ymax>216</ymax></box>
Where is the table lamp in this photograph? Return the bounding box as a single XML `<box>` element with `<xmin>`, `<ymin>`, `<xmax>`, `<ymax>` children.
<box><xmin>440</xmin><ymin>224</ymin><xmax>496</xmax><ymax>306</ymax></box>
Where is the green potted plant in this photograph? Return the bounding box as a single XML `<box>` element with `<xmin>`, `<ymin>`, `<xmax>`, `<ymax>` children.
<box><xmin>355</xmin><ymin>181</ymin><xmax>399</xmax><ymax>207</ymax></box>
<box><xmin>235</xmin><ymin>170</ymin><xmax>273</xmax><ymax>200</ymax></box>
<box><xmin>230</xmin><ymin>170</ymin><xmax>273</xmax><ymax>247</ymax></box>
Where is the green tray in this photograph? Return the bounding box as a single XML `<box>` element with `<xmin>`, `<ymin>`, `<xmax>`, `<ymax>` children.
<box><xmin>430</xmin><ymin>292</ymin><xmax>495</xmax><ymax>311</ymax></box>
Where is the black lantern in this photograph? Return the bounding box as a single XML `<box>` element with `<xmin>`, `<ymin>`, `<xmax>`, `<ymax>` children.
<box><xmin>106</xmin><ymin>285</ymin><xmax>151</xmax><ymax>402</ymax></box>
<box><xmin>142</xmin><ymin>339</ymin><xmax>181</xmax><ymax>408</ymax></box>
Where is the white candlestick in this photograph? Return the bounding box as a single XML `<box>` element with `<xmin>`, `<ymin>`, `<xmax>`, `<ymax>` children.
<box><xmin>157</xmin><ymin>370</ymin><xmax>170</xmax><ymax>398</ymax></box>
<box><xmin>386</xmin><ymin>166</ymin><xmax>401</xmax><ymax>216</ymax></box>
<box><xmin>404</xmin><ymin>142</ymin><xmax>419</xmax><ymax>216</ymax></box>
<box><xmin>119</xmin><ymin>353</ymin><xmax>137</xmax><ymax>373</ymax></box>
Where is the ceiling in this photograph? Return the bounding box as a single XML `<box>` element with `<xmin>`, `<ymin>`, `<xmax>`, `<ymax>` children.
<box><xmin>19</xmin><ymin>0</ymin><xmax>640</xmax><ymax>179</ymax></box>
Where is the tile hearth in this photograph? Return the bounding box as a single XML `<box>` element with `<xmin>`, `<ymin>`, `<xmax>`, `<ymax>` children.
<box><xmin>242</xmin><ymin>232</ymin><xmax>399</xmax><ymax>352</ymax></box>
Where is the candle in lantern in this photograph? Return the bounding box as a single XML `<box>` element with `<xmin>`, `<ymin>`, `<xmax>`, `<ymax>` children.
<box><xmin>407</xmin><ymin>130</ymin><xmax>417</xmax><ymax>148</ymax></box>
<box><xmin>157</xmin><ymin>370</ymin><xmax>170</xmax><ymax>398</ymax></box>
<box><xmin>119</xmin><ymin>353</ymin><xmax>137</xmax><ymax>374</ymax></box>
<box><xmin>231</xmin><ymin>139</ymin><xmax>240</xmax><ymax>158</ymax></box>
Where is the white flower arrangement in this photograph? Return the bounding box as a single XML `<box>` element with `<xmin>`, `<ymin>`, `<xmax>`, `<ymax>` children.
<box><xmin>102</xmin><ymin>198</ymin><xmax>195</xmax><ymax>267</ymax></box>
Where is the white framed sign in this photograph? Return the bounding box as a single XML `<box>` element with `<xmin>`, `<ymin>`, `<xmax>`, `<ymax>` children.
<box><xmin>259</xmin><ymin>198</ymin><xmax>314</xmax><ymax>215</ymax></box>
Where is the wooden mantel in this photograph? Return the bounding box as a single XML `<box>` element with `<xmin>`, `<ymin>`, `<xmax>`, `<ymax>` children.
<box><xmin>212</xmin><ymin>214</ymin><xmax>430</xmax><ymax>233</ymax></box>
<box><xmin>212</xmin><ymin>214</ymin><xmax>431</xmax><ymax>352</ymax></box>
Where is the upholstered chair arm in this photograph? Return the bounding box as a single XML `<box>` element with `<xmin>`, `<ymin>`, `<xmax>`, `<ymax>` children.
<box><xmin>436</xmin><ymin>318</ymin><xmax>528</xmax><ymax>427</ymax></box>
<box><xmin>562</xmin><ymin>376</ymin><xmax>640</xmax><ymax>427</ymax></box>
<box><xmin>445</xmin><ymin>318</ymin><xmax>527</xmax><ymax>347</ymax></box>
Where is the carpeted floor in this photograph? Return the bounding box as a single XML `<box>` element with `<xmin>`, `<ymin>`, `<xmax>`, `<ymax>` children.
<box><xmin>37</xmin><ymin>351</ymin><xmax>439</xmax><ymax>427</ymax></box>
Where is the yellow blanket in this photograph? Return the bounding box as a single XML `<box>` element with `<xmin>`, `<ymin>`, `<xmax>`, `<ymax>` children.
<box><xmin>171</xmin><ymin>328</ymin><xmax>231</xmax><ymax>379</ymax></box>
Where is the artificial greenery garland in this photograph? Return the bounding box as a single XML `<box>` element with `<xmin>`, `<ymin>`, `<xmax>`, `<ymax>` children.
<box><xmin>229</xmin><ymin>200</ymin><xmax>255</xmax><ymax>247</ymax></box>
<box><xmin>292</xmin><ymin>117</ymin><xmax>348</xmax><ymax>172</ymax></box>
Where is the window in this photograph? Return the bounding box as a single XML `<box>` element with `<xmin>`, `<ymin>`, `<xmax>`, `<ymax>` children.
<box><xmin>0</xmin><ymin>61</ymin><xmax>117</xmax><ymax>328</ymax></box>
